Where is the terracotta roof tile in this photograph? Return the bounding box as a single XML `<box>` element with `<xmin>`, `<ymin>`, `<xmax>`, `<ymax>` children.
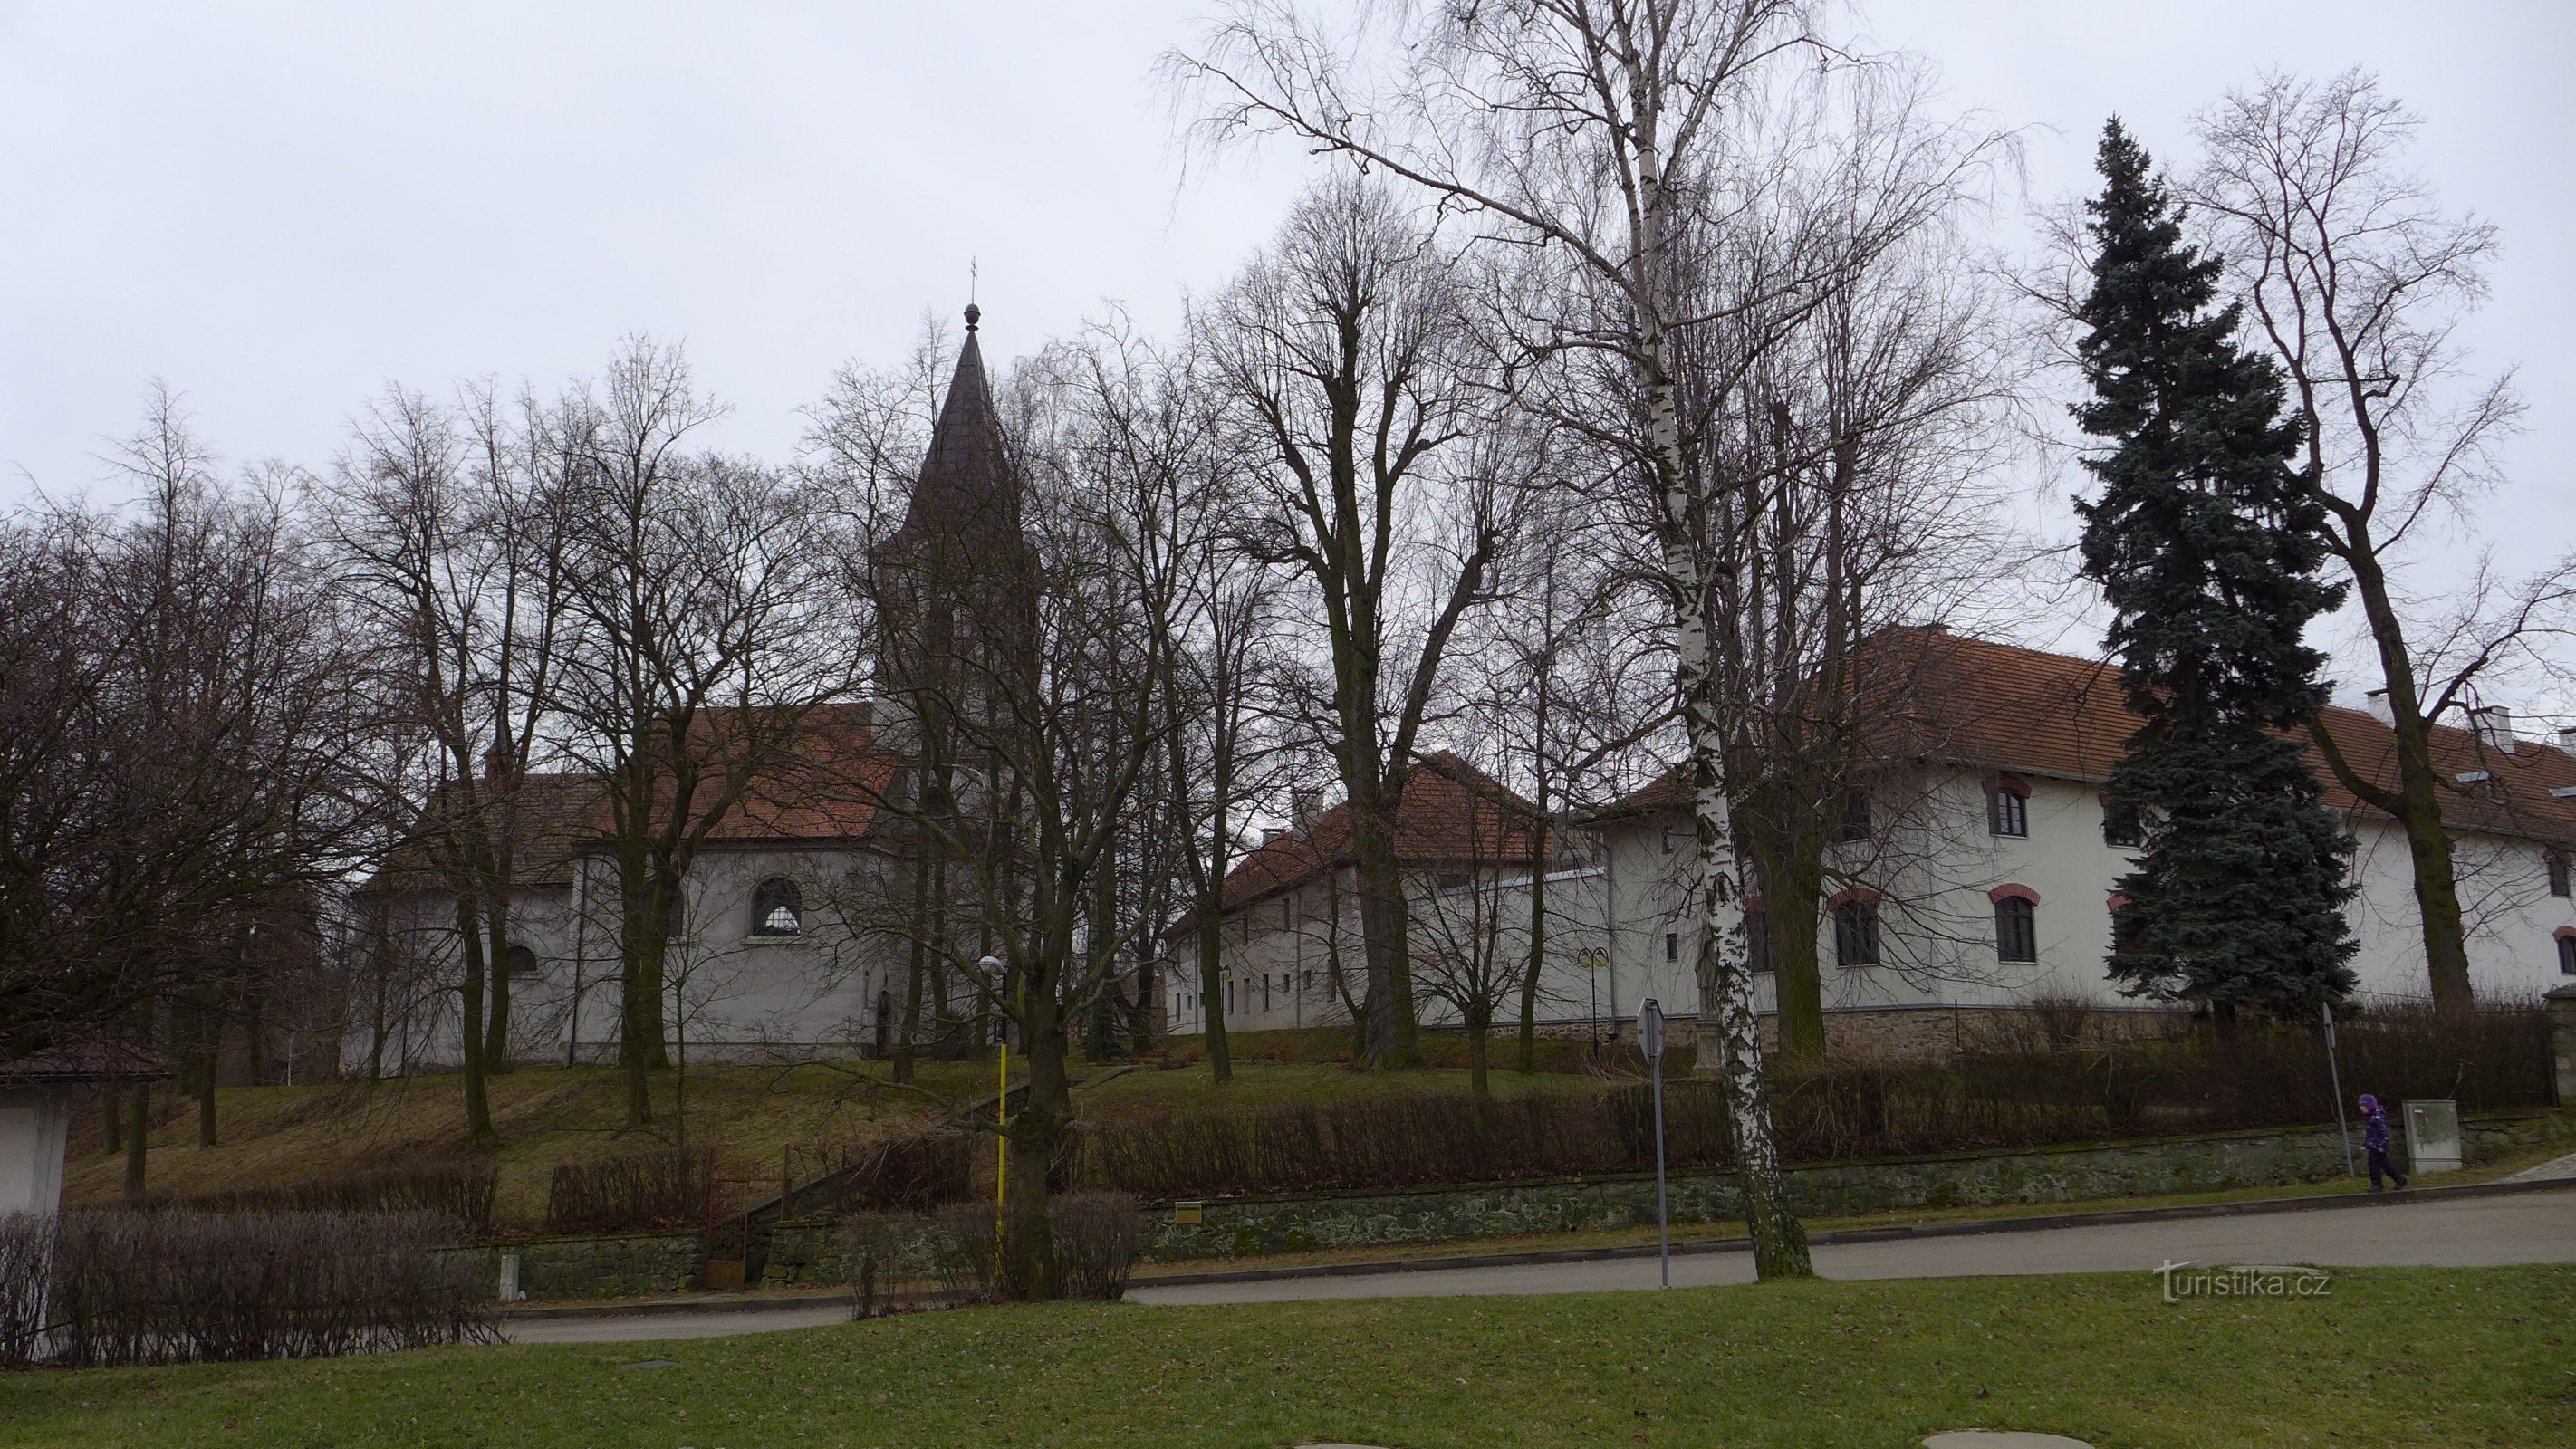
<box><xmin>0</xmin><ymin>1039</ymin><xmax>170</xmax><ymax>1084</ymax></box>
<box><xmin>1173</xmin><ymin>753</ymin><xmax>1549</xmax><ymax>934</ymax></box>
<box><xmin>1603</xmin><ymin>626</ymin><xmax>2576</xmax><ymax>845</ymax></box>
<box><xmin>363</xmin><ymin>704</ymin><xmax>895</xmax><ymax>894</ymax></box>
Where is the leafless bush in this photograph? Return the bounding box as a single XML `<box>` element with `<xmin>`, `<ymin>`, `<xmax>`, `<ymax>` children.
<box><xmin>168</xmin><ymin>1164</ymin><xmax>497</xmax><ymax>1236</ymax></box>
<box><xmin>795</xmin><ymin>1132</ymin><xmax>973</xmax><ymax>1217</ymax></box>
<box><xmin>0</xmin><ymin>1214</ymin><xmax>56</xmax><ymax>1368</ymax></box>
<box><xmin>1063</xmin><ymin>1003</ymin><xmax>2550</xmax><ymax>1199</ymax></box>
<box><xmin>544</xmin><ymin>1147</ymin><xmax>714</xmax><ymax>1235</ymax></box>
<box><xmin>1</xmin><ymin>1209</ymin><xmax>495</xmax><ymax>1367</ymax></box>
<box><xmin>1051</xmin><ymin>1192</ymin><xmax>1147</xmax><ymax>1301</ymax></box>
<box><xmin>839</xmin><ymin>1213</ymin><xmax>908</xmax><ymax>1319</ymax></box>
<box><xmin>922</xmin><ymin>1202</ymin><xmax>1002</xmax><ymax>1303</ymax></box>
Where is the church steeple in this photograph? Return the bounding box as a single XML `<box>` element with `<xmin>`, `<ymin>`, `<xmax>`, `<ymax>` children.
<box><xmin>892</xmin><ymin>303</ymin><xmax>1017</xmax><ymax>550</ymax></box>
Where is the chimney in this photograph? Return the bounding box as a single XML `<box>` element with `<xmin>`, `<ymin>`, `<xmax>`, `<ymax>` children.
<box><xmin>2472</xmin><ymin>705</ymin><xmax>2517</xmax><ymax>755</ymax></box>
<box><xmin>2558</xmin><ymin>725</ymin><xmax>2576</xmax><ymax>756</ymax></box>
<box><xmin>1261</xmin><ymin>827</ymin><xmax>1289</xmax><ymax>847</ymax></box>
<box><xmin>2364</xmin><ymin>689</ymin><xmax>2395</xmax><ymax>727</ymax></box>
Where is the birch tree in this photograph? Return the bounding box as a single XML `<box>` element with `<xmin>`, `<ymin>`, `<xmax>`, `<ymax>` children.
<box><xmin>1172</xmin><ymin>0</ymin><xmax>1836</xmax><ymax>1275</ymax></box>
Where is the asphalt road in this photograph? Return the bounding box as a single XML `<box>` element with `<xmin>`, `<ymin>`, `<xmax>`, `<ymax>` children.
<box><xmin>502</xmin><ymin>1189</ymin><xmax>2576</xmax><ymax>1342</ymax></box>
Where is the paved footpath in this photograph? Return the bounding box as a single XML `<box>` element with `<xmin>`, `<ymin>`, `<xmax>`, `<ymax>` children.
<box><xmin>505</xmin><ymin>1188</ymin><xmax>2575</xmax><ymax>1342</ymax></box>
<box><xmin>1127</xmin><ymin>1191</ymin><xmax>2576</xmax><ymax>1305</ymax></box>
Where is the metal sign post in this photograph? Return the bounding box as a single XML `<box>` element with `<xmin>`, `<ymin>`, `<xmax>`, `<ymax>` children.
<box><xmin>1638</xmin><ymin>998</ymin><xmax>1670</xmax><ymax>1288</ymax></box>
<box><xmin>2321</xmin><ymin>999</ymin><xmax>2355</xmax><ymax>1177</ymax></box>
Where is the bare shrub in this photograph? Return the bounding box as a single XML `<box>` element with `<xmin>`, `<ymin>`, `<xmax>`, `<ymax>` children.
<box><xmin>0</xmin><ymin>1214</ymin><xmax>56</xmax><ymax>1368</ymax></box>
<box><xmin>169</xmin><ymin>1163</ymin><xmax>498</xmax><ymax>1236</ymax></box>
<box><xmin>1051</xmin><ymin>1192</ymin><xmax>1147</xmax><ymax>1300</ymax></box>
<box><xmin>922</xmin><ymin>1202</ymin><xmax>1002</xmax><ymax>1303</ymax></box>
<box><xmin>1</xmin><ymin>1209</ymin><xmax>495</xmax><ymax>1367</ymax></box>
<box><xmin>795</xmin><ymin>1131</ymin><xmax>973</xmax><ymax>1217</ymax></box>
<box><xmin>544</xmin><ymin>1147</ymin><xmax>714</xmax><ymax>1234</ymax></box>
<box><xmin>838</xmin><ymin>1213</ymin><xmax>908</xmax><ymax>1319</ymax></box>
<box><xmin>1062</xmin><ymin>1001</ymin><xmax>2549</xmax><ymax>1199</ymax></box>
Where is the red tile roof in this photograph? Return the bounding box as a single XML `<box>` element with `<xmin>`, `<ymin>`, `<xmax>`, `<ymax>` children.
<box><xmin>0</xmin><ymin>1039</ymin><xmax>169</xmax><ymax>1084</ymax></box>
<box><xmin>1173</xmin><ymin>753</ymin><xmax>1548</xmax><ymax>935</ymax></box>
<box><xmin>363</xmin><ymin>703</ymin><xmax>896</xmax><ymax>895</ymax></box>
<box><xmin>1604</xmin><ymin>626</ymin><xmax>2576</xmax><ymax>844</ymax></box>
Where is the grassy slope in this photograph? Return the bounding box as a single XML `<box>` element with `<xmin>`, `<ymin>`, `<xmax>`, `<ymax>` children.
<box><xmin>61</xmin><ymin>1053</ymin><xmax>1603</xmax><ymax>1227</ymax></box>
<box><xmin>3</xmin><ymin>1268</ymin><xmax>2571</xmax><ymax>1448</ymax></box>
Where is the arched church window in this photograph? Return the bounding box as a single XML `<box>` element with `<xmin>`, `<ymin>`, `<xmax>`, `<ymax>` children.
<box><xmin>751</xmin><ymin>878</ymin><xmax>803</xmax><ymax>937</ymax></box>
<box><xmin>505</xmin><ymin>945</ymin><xmax>538</xmax><ymax>977</ymax></box>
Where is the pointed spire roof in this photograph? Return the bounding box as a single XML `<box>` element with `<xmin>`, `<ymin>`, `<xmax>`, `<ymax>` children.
<box><xmin>894</xmin><ymin>303</ymin><xmax>1018</xmax><ymax>548</ymax></box>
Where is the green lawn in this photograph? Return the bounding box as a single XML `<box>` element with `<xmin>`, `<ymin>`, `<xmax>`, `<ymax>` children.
<box><xmin>5</xmin><ymin>1268</ymin><xmax>2571</xmax><ymax>1447</ymax></box>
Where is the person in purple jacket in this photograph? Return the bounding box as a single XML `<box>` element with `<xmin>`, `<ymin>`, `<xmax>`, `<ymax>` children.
<box><xmin>2359</xmin><ymin>1094</ymin><xmax>2408</xmax><ymax>1191</ymax></box>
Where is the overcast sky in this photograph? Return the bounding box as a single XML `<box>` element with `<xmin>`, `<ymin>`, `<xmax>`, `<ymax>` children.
<box><xmin>4</xmin><ymin>2</ymin><xmax>2568</xmax><ymax>696</ymax></box>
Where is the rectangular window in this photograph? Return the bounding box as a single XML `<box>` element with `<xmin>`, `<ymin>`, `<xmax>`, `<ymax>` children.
<box><xmin>1994</xmin><ymin>897</ymin><xmax>2038</xmax><ymax>964</ymax></box>
<box><xmin>1989</xmin><ymin>787</ymin><xmax>2029</xmax><ymax>839</ymax></box>
<box><xmin>2550</xmin><ymin>851</ymin><xmax>2571</xmax><ymax>899</ymax></box>
<box><xmin>1661</xmin><ymin>829</ymin><xmax>1676</xmax><ymax>855</ymax></box>
<box><xmin>1834</xmin><ymin>790</ymin><xmax>1871</xmax><ymax>843</ymax></box>
<box><xmin>1745</xmin><ymin>911</ymin><xmax>1771</xmax><ymax>974</ymax></box>
<box><xmin>2102</xmin><ymin>799</ymin><xmax>2143</xmax><ymax>849</ymax></box>
<box><xmin>2562</xmin><ymin>936</ymin><xmax>2576</xmax><ymax>975</ymax></box>
<box><xmin>1833</xmin><ymin>904</ymin><xmax>1880</xmax><ymax>968</ymax></box>
<box><xmin>1665</xmin><ymin>931</ymin><xmax>1679</xmax><ymax>963</ymax></box>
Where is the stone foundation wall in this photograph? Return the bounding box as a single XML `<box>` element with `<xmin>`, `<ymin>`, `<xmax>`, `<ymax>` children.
<box><xmin>466</xmin><ymin>1231</ymin><xmax>704</xmax><ymax>1300</ymax></box>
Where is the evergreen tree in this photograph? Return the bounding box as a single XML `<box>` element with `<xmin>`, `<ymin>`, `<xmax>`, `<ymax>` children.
<box><xmin>2073</xmin><ymin>120</ymin><xmax>2358</xmax><ymax>1023</ymax></box>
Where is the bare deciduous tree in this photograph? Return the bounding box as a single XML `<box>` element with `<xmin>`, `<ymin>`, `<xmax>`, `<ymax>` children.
<box><xmin>2191</xmin><ymin>70</ymin><xmax>2576</xmax><ymax>1012</ymax></box>
<box><xmin>1203</xmin><ymin>178</ymin><xmax>1504</xmax><ymax>1067</ymax></box>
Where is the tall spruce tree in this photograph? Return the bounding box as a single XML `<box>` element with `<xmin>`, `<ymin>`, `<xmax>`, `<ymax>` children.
<box><xmin>2073</xmin><ymin>120</ymin><xmax>2359</xmax><ymax>1025</ymax></box>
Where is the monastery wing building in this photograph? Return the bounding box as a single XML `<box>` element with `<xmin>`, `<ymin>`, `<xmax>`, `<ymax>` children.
<box><xmin>1168</xmin><ymin>627</ymin><xmax>2576</xmax><ymax>1055</ymax></box>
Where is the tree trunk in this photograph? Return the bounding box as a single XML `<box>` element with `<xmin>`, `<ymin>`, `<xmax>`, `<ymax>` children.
<box><xmin>1466</xmin><ymin>1002</ymin><xmax>1491</xmax><ymax>1099</ymax></box>
<box><xmin>1197</xmin><ymin>901</ymin><xmax>1232</xmax><ymax>1082</ymax></box>
<box><xmin>1517</xmin><ymin>816</ymin><xmax>1549</xmax><ymax>1074</ymax></box>
<box><xmin>1642</xmin><ymin>298</ymin><xmax>1812</xmax><ymax>1280</ymax></box>
<box><xmin>455</xmin><ymin>896</ymin><xmax>496</xmax><ymax>1143</ymax></box>
<box><xmin>482</xmin><ymin>904</ymin><xmax>515</xmax><ymax>1076</ymax></box>
<box><xmin>895</xmin><ymin>847</ymin><xmax>932</xmax><ymax>1084</ymax></box>
<box><xmin>1003</xmin><ymin>949</ymin><xmax>1069</xmax><ymax>1301</ymax></box>
<box><xmin>615</xmin><ymin>854</ymin><xmax>662</xmax><ymax>1128</ymax></box>
<box><xmin>2338</xmin><ymin>537</ymin><xmax>2475</xmax><ymax>1012</ymax></box>
<box><xmin>1350</xmin><ymin>790</ymin><xmax>1419</xmax><ymax>1066</ymax></box>
<box><xmin>1765</xmin><ymin>826</ymin><xmax>1829</xmax><ymax>1063</ymax></box>
<box><xmin>121</xmin><ymin>1084</ymin><xmax>149</xmax><ymax>1204</ymax></box>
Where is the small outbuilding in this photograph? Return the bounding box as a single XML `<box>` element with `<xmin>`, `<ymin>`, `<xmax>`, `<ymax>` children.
<box><xmin>0</xmin><ymin>1043</ymin><xmax>168</xmax><ymax>1216</ymax></box>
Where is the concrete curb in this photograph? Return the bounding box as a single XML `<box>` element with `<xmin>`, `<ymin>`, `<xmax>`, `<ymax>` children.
<box><xmin>500</xmin><ymin>1171</ymin><xmax>2576</xmax><ymax>1319</ymax></box>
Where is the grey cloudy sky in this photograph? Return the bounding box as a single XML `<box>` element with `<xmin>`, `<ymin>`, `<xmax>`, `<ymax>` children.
<box><xmin>4</xmin><ymin>2</ymin><xmax>2567</xmax><ymax>590</ymax></box>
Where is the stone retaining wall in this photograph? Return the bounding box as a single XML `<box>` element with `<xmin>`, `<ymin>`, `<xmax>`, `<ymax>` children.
<box><xmin>502</xmin><ymin>1109</ymin><xmax>2570</xmax><ymax>1293</ymax></box>
<box><xmin>756</xmin><ymin>1109</ymin><xmax>2567</xmax><ymax>1285</ymax></box>
<box><xmin>463</xmin><ymin>1231</ymin><xmax>703</xmax><ymax>1301</ymax></box>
